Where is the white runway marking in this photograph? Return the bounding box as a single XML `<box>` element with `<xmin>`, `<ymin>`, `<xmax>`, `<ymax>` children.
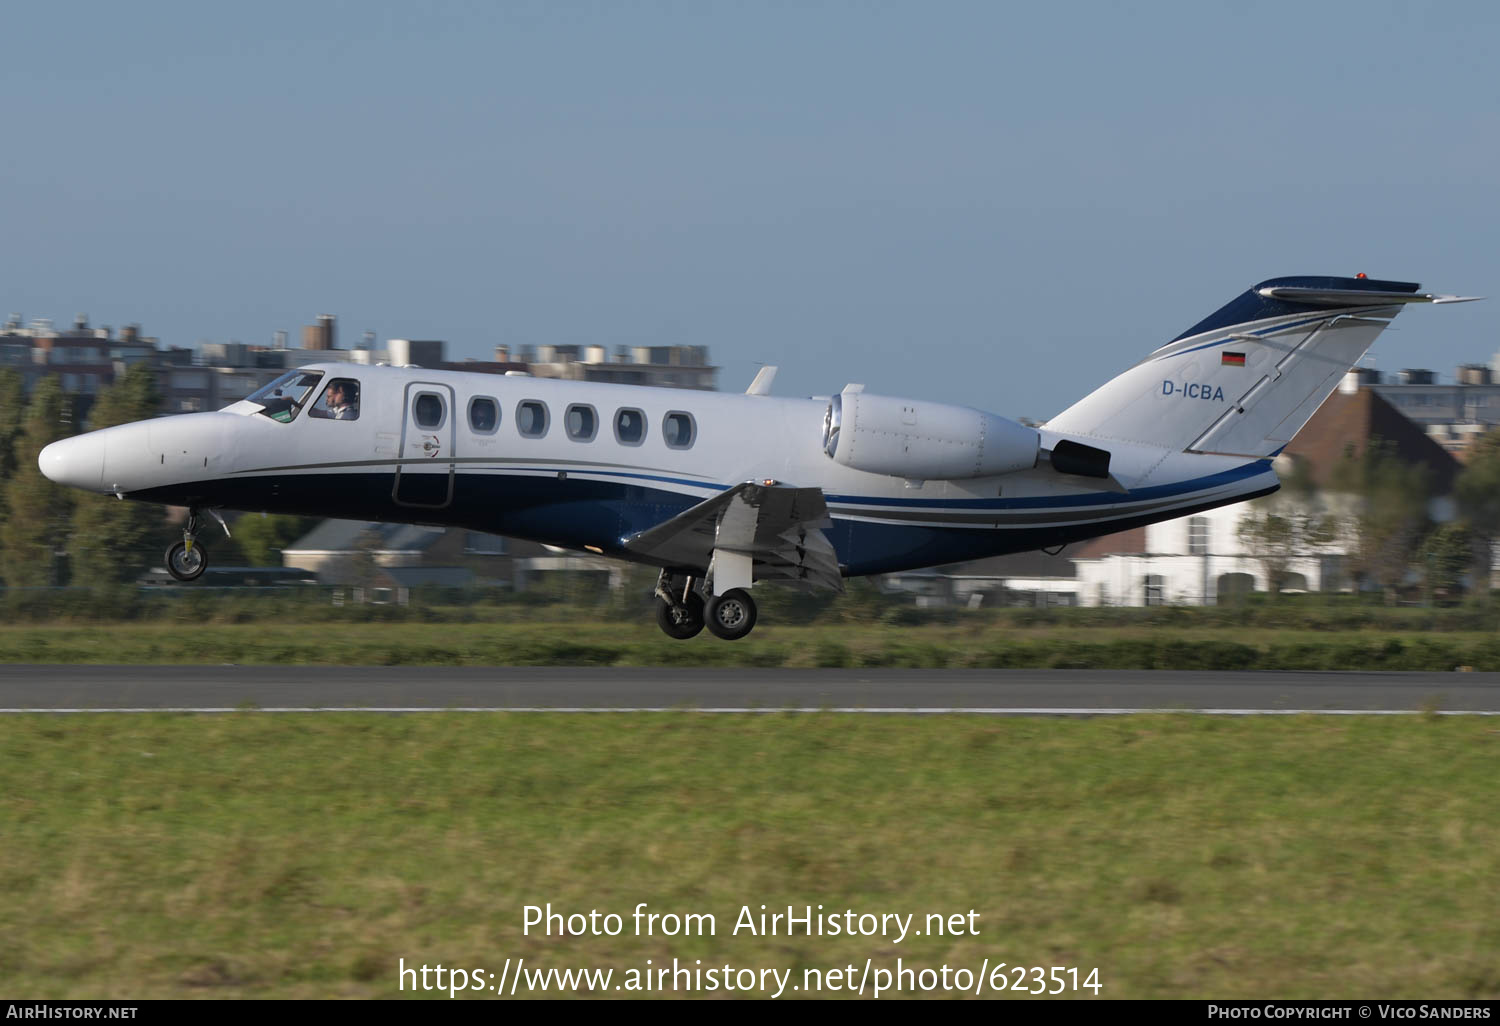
<box><xmin>1</xmin><ymin>707</ymin><xmax>1497</xmax><ymax>716</ymax></box>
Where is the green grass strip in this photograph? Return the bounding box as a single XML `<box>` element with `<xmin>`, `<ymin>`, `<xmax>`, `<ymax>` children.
<box><xmin>2</xmin><ymin>713</ymin><xmax>1497</xmax><ymax>998</ymax></box>
<box><xmin>6</xmin><ymin>621</ymin><xmax>1500</xmax><ymax>669</ymax></box>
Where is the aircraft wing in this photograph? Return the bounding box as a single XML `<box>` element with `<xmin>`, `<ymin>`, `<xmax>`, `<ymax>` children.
<box><xmin>621</xmin><ymin>481</ymin><xmax>844</xmax><ymax>592</ymax></box>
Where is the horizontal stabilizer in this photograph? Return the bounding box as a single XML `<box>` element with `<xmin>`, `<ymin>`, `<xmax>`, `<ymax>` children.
<box><xmin>1257</xmin><ymin>286</ymin><xmax>1481</xmax><ymax>306</ymax></box>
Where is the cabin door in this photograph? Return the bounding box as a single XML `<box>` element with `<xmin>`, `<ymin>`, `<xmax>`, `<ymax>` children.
<box><xmin>393</xmin><ymin>382</ymin><xmax>457</xmax><ymax>509</ymax></box>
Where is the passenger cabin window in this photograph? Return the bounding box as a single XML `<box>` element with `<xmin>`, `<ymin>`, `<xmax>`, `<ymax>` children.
<box><xmin>246</xmin><ymin>370</ymin><xmax>323</xmax><ymax>423</ymax></box>
<box><xmin>517</xmin><ymin>400</ymin><xmax>549</xmax><ymax>438</ymax></box>
<box><xmin>565</xmin><ymin>404</ymin><xmax>598</xmax><ymax>442</ymax></box>
<box><xmin>663</xmin><ymin>411</ymin><xmax>695</xmax><ymax>449</ymax></box>
<box><xmin>614</xmin><ymin>407</ymin><xmax>646</xmax><ymax>446</ymax></box>
<box><xmin>413</xmin><ymin>392</ymin><xmax>445</xmax><ymax>429</ymax></box>
<box><xmin>469</xmin><ymin>396</ymin><xmax>499</xmax><ymax>434</ymax></box>
<box><xmin>308</xmin><ymin>378</ymin><xmax>361</xmax><ymax>421</ymax></box>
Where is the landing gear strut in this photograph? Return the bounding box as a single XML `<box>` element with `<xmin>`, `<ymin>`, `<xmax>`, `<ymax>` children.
<box><xmin>164</xmin><ymin>508</ymin><xmax>230</xmax><ymax>582</ymax></box>
<box><xmin>165</xmin><ymin>509</ymin><xmax>207</xmax><ymax>582</ymax></box>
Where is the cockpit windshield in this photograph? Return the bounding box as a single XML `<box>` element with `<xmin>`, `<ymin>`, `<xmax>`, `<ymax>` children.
<box><xmin>246</xmin><ymin>370</ymin><xmax>324</xmax><ymax>423</ymax></box>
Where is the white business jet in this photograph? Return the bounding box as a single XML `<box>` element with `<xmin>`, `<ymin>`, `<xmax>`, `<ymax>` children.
<box><xmin>39</xmin><ymin>275</ymin><xmax>1475</xmax><ymax>639</ymax></box>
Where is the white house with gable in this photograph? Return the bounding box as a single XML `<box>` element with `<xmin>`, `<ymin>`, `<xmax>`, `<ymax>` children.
<box><xmin>1068</xmin><ymin>378</ymin><xmax>1463</xmax><ymax>606</ymax></box>
<box><xmin>1071</xmin><ymin>500</ymin><xmax>1345</xmax><ymax>607</ymax></box>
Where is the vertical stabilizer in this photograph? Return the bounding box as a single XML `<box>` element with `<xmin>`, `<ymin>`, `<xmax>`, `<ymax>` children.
<box><xmin>1045</xmin><ymin>276</ymin><xmax>1475</xmax><ymax>456</ymax></box>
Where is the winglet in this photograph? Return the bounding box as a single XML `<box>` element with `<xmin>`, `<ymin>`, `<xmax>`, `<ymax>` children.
<box><xmin>746</xmin><ymin>365</ymin><xmax>778</xmax><ymax>396</ymax></box>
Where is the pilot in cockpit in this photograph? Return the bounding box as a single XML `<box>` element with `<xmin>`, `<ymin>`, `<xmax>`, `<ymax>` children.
<box><xmin>312</xmin><ymin>380</ymin><xmax>359</xmax><ymax>421</ymax></box>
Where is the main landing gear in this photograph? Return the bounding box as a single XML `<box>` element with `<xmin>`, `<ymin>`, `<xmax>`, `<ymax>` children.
<box><xmin>654</xmin><ymin>573</ymin><xmax>705</xmax><ymax>639</ymax></box>
<box><xmin>654</xmin><ymin>572</ymin><xmax>759</xmax><ymax>641</ymax></box>
<box><xmin>164</xmin><ymin>508</ymin><xmax>230</xmax><ymax>582</ymax></box>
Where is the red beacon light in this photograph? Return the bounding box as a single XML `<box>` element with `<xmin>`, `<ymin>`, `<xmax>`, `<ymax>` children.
<box><xmin>1356</xmin><ymin>273</ymin><xmax>1368</xmax><ymax>279</ymax></box>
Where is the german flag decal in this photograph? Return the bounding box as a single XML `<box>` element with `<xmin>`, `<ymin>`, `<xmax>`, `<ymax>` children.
<box><xmin>1221</xmin><ymin>351</ymin><xmax>1246</xmax><ymax>366</ymax></box>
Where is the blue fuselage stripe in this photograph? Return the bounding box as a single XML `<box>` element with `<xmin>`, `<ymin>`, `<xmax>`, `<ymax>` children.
<box><xmin>436</xmin><ymin>457</ymin><xmax>1270</xmax><ymax>512</ymax></box>
<box><xmin>825</xmin><ymin>460</ymin><xmax>1270</xmax><ymax>510</ymax></box>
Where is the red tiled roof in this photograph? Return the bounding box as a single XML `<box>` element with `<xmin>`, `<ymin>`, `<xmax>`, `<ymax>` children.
<box><xmin>1281</xmin><ymin>388</ymin><xmax>1461</xmax><ymax>493</ymax></box>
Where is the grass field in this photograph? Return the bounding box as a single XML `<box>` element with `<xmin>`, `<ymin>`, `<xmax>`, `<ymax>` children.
<box><xmin>3</xmin><ymin>712</ymin><xmax>1498</xmax><ymax>999</ymax></box>
<box><xmin>4</xmin><ymin>619</ymin><xmax>1500</xmax><ymax>670</ymax></box>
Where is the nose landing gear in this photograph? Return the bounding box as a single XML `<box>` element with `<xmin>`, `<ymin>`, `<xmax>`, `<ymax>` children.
<box><xmin>164</xmin><ymin>537</ymin><xmax>207</xmax><ymax>582</ymax></box>
<box><xmin>163</xmin><ymin>508</ymin><xmax>230</xmax><ymax>582</ymax></box>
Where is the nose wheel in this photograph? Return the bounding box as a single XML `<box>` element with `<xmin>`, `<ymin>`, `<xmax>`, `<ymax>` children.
<box><xmin>164</xmin><ymin>539</ymin><xmax>208</xmax><ymax>582</ymax></box>
<box><xmin>163</xmin><ymin>508</ymin><xmax>229</xmax><ymax>582</ymax></box>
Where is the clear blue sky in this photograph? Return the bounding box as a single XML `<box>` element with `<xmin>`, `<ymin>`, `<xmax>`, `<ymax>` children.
<box><xmin>3</xmin><ymin>1</ymin><xmax>1496</xmax><ymax>418</ymax></box>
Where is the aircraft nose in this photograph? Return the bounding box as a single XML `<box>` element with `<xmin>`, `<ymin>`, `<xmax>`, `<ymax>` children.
<box><xmin>38</xmin><ymin>435</ymin><xmax>105</xmax><ymax>492</ymax></box>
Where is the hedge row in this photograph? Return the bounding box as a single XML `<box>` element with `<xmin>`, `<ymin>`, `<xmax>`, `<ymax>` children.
<box><xmin>4</xmin><ymin>632</ymin><xmax>1498</xmax><ymax>671</ymax></box>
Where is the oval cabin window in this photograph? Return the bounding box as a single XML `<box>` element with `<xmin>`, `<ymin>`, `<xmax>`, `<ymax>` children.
<box><xmin>469</xmin><ymin>397</ymin><xmax>499</xmax><ymax>434</ymax></box>
<box><xmin>414</xmin><ymin>393</ymin><xmax>445</xmax><ymax>428</ymax></box>
<box><xmin>615</xmin><ymin>407</ymin><xmax>646</xmax><ymax>446</ymax></box>
<box><xmin>566</xmin><ymin>404</ymin><xmax>598</xmax><ymax>442</ymax></box>
<box><xmin>663</xmin><ymin>411</ymin><xmax>695</xmax><ymax>449</ymax></box>
<box><xmin>517</xmin><ymin>400</ymin><xmax>549</xmax><ymax>438</ymax></box>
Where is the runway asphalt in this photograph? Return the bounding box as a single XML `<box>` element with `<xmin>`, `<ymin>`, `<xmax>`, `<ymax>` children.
<box><xmin>2</xmin><ymin>665</ymin><xmax>1499</xmax><ymax>713</ymax></box>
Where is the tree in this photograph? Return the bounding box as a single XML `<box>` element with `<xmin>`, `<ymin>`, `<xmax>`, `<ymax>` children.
<box><xmin>67</xmin><ymin>365</ymin><xmax>167</xmax><ymax>585</ymax></box>
<box><xmin>0</xmin><ymin>377</ymin><xmax>74</xmax><ymax>587</ymax></box>
<box><xmin>1455</xmin><ymin>429</ymin><xmax>1500</xmax><ymax>603</ymax></box>
<box><xmin>1236</xmin><ymin>506</ymin><xmax>1295</xmax><ymax>595</ymax></box>
<box><xmin>231</xmin><ymin>513</ymin><xmax>318</xmax><ymax>567</ymax></box>
<box><xmin>1233</xmin><ymin>455</ymin><xmax>1340</xmax><ymax>596</ymax></box>
<box><xmin>0</xmin><ymin>368</ymin><xmax>24</xmax><ymax>540</ymax></box>
<box><xmin>1236</xmin><ymin>502</ymin><xmax>1340</xmax><ymax>595</ymax></box>
<box><xmin>1420</xmin><ymin>522</ymin><xmax>1472</xmax><ymax>605</ymax></box>
<box><xmin>1330</xmin><ymin>439</ymin><xmax>1433</xmax><ymax>605</ymax></box>
<box><xmin>0</xmin><ymin>368</ymin><xmax>23</xmax><ymax>482</ymax></box>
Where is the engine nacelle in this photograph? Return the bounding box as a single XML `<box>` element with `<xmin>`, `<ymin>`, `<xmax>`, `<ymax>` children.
<box><xmin>821</xmin><ymin>386</ymin><xmax>1040</xmax><ymax>480</ymax></box>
